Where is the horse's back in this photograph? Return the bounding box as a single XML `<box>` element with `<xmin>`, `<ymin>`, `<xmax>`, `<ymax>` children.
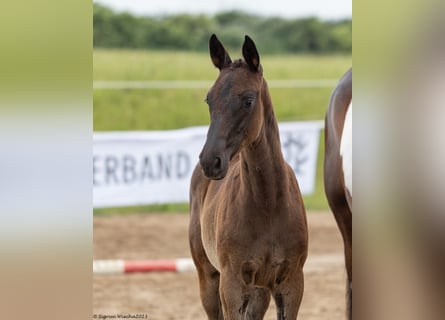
<box><xmin>324</xmin><ymin>68</ymin><xmax>352</xmax><ymax>210</ymax></box>
<box><xmin>326</xmin><ymin>68</ymin><xmax>352</xmax><ymax>143</ymax></box>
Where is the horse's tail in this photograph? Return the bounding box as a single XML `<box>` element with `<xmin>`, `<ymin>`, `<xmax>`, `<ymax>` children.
<box><xmin>347</xmin><ymin>279</ymin><xmax>352</xmax><ymax>320</ymax></box>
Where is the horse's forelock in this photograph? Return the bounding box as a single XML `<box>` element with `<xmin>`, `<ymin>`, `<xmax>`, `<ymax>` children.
<box><xmin>229</xmin><ymin>59</ymin><xmax>263</xmax><ymax>73</ymax></box>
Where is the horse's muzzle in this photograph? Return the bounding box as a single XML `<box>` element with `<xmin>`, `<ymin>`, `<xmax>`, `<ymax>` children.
<box><xmin>199</xmin><ymin>153</ymin><xmax>227</xmax><ymax>180</ymax></box>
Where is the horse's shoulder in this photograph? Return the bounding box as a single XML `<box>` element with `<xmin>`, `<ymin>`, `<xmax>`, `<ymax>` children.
<box><xmin>190</xmin><ymin>163</ymin><xmax>203</xmax><ymax>182</ymax></box>
<box><xmin>190</xmin><ymin>163</ymin><xmax>210</xmax><ymax>195</ymax></box>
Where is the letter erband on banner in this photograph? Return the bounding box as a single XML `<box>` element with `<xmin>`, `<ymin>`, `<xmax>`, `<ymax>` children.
<box><xmin>93</xmin><ymin>121</ymin><xmax>323</xmax><ymax>208</ymax></box>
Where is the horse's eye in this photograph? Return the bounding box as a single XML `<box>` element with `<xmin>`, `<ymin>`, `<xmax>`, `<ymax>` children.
<box><xmin>244</xmin><ymin>97</ymin><xmax>254</xmax><ymax>108</ymax></box>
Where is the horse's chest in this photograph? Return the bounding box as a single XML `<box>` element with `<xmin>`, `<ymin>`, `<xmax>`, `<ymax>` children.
<box><xmin>200</xmin><ymin>206</ymin><xmax>300</xmax><ymax>273</ymax></box>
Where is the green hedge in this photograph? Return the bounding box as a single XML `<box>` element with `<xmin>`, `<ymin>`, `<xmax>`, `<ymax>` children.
<box><xmin>94</xmin><ymin>4</ymin><xmax>351</xmax><ymax>54</ymax></box>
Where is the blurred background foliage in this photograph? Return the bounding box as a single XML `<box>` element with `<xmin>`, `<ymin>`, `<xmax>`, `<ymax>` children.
<box><xmin>93</xmin><ymin>3</ymin><xmax>351</xmax><ymax>54</ymax></box>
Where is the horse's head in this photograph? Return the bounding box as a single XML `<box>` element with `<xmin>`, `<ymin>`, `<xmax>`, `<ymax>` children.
<box><xmin>199</xmin><ymin>34</ymin><xmax>265</xmax><ymax>180</ymax></box>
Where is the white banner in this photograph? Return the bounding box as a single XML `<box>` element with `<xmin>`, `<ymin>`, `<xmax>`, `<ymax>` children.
<box><xmin>93</xmin><ymin>121</ymin><xmax>324</xmax><ymax>208</ymax></box>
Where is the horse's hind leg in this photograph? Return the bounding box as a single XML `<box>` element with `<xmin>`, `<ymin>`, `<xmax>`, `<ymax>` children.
<box><xmin>345</xmin><ymin>236</ymin><xmax>352</xmax><ymax>320</ymax></box>
<box><xmin>245</xmin><ymin>287</ymin><xmax>270</xmax><ymax>320</ymax></box>
<box><xmin>331</xmin><ymin>199</ymin><xmax>352</xmax><ymax>320</ymax></box>
<box><xmin>347</xmin><ymin>278</ymin><xmax>352</xmax><ymax>320</ymax></box>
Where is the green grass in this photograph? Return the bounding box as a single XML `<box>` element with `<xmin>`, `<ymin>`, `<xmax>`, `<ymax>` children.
<box><xmin>93</xmin><ymin>49</ymin><xmax>350</xmax><ymax>81</ymax></box>
<box><xmin>94</xmin><ymin>49</ymin><xmax>351</xmax><ymax>214</ymax></box>
<box><xmin>93</xmin><ymin>203</ymin><xmax>190</xmax><ymax>216</ymax></box>
<box><xmin>94</xmin><ymin>49</ymin><xmax>218</xmax><ymax>80</ymax></box>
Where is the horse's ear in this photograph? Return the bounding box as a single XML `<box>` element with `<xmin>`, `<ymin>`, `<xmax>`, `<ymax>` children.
<box><xmin>242</xmin><ymin>35</ymin><xmax>260</xmax><ymax>72</ymax></box>
<box><xmin>209</xmin><ymin>34</ymin><xmax>232</xmax><ymax>70</ymax></box>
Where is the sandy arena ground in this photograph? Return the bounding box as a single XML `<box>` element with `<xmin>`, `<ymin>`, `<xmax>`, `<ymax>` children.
<box><xmin>93</xmin><ymin>211</ymin><xmax>346</xmax><ymax>319</ymax></box>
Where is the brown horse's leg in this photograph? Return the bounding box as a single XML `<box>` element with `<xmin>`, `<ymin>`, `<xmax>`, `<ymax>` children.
<box><xmin>347</xmin><ymin>279</ymin><xmax>352</xmax><ymax>320</ymax></box>
<box><xmin>189</xmin><ymin>214</ymin><xmax>223</xmax><ymax>319</ymax></box>
<box><xmin>190</xmin><ymin>249</ymin><xmax>222</xmax><ymax>319</ymax></box>
<box><xmin>324</xmin><ymin>149</ymin><xmax>352</xmax><ymax>319</ymax></box>
<box><xmin>197</xmin><ymin>263</ymin><xmax>223</xmax><ymax>320</ymax></box>
<box><xmin>219</xmin><ymin>270</ymin><xmax>250</xmax><ymax>320</ymax></box>
<box><xmin>344</xmin><ymin>225</ymin><xmax>352</xmax><ymax>320</ymax></box>
<box><xmin>328</xmin><ymin>194</ymin><xmax>352</xmax><ymax>320</ymax></box>
<box><xmin>245</xmin><ymin>287</ymin><xmax>270</xmax><ymax>320</ymax></box>
<box><xmin>331</xmin><ymin>206</ymin><xmax>352</xmax><ymax>320</ymax></box>
<box><xmin>272</xmin><ymin>268</ymin><xmax>304</xmax><ymax>320</ymax></box>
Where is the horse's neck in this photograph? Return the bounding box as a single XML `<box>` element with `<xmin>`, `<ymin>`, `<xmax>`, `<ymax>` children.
<box><xmin>239</xmin><ymin>82</ymin><xmax>288</xmax><ymax>206</ymax></box>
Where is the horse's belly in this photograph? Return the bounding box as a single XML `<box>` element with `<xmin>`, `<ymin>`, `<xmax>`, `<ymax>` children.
<box><xmin>340</xmin><ymin>102</ymin><xmax>352</xmax><ymax>199</ymax></box>
<box><xmin>200</xmin><ymin>215</ymin><xmax>220</xmax><ymax>271</ymax></box>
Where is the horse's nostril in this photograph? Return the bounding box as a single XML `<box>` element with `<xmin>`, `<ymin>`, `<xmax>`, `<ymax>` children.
<box><xmin>214</xmin><ymin>156</ymin><xmax>222</xmax><ymax>170</ymax></box>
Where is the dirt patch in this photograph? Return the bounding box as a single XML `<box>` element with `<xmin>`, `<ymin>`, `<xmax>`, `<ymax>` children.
<box><xmin>93</xmin><ymin>211</ymin><xmax>346</xmax><ymax>319</ymax></box>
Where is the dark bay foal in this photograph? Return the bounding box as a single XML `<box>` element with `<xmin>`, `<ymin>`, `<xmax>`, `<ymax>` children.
<box><xmin>189</xmin><ymin>34</ymin><xmax>308</xmax><ymax>320</ymax></box>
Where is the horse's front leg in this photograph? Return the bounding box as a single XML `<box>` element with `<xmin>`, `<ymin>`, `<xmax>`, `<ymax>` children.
<box><xmin>245</xmin><ymin>287</ymin><xmax>270</xmax><ymax>320</ymax></box>
<box><xmin>272</xmin><ymin>267</ymin><xmax>305</xmax><ymax>320</ymax></box>
<box><xmin>219</xmin><ymin>268</ymin><xmax>252</xmax><ymax>320</ymax></box>
<box><xmin>189</xmin><ymin>200</ymin><xmax>223</xmax><ymax>320</ymax></box>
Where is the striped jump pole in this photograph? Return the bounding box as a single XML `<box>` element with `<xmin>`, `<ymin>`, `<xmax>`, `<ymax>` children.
<box><xmin>93</xmin><ymin>258</ymin><xmax>196</xmax><ymax>274</ymax></box>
